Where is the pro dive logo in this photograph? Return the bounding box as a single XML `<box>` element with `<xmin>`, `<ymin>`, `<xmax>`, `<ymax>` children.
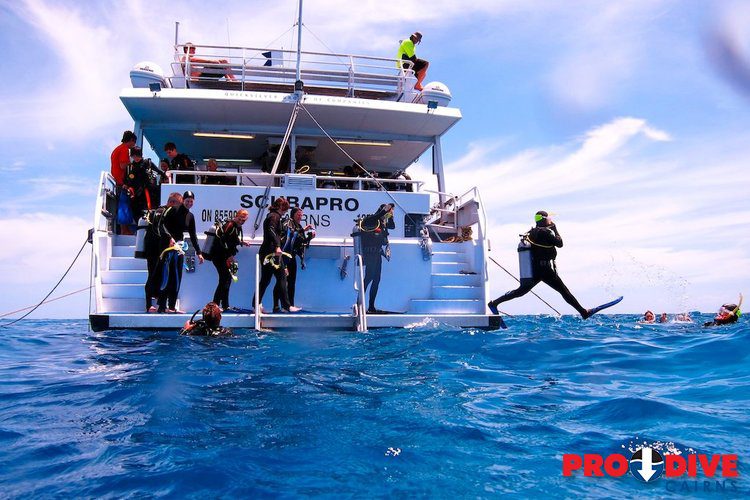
<box><xmin>562</xmin><ymin>440</ymin><xmax>740</xmax><ymax>492</ymax></box>
<box><xmin>629</xmin><ymin>447</ymin><xmax>664</xmax><ymax>482</ymax></box>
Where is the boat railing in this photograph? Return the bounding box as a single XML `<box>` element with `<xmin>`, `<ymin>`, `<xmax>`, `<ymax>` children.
<box><xmin>254</xmin><ymin>254</ymin><xmax>261</xmax><ymax>330</ymax></box>
<box><xmin>173</xmin><ymin>44</ymin><xmax>415</xmax><ymax>98</ymax></box>
<box><xmin>91</xmin><ymin>171</ymin><xmax>117</xmax><ymax>315</ymax></box>
<box><xmin>424</xmin><ymin>186</ymin><xmax>487</xmax><ymax>234</ymax></box>
<box><xmin>167</xmin><ymin>170</ymin><xmax>423</xmax><ymax>191</ymax></box>
<box><xmin>94</xmin><ymin>172</ymin><xmax>118</xmax><ymax>234</ymax></box>
<box><xmin>354</xmin><ymin>254</ymin><xmax>368</xmax><ymax>332</ymax></box>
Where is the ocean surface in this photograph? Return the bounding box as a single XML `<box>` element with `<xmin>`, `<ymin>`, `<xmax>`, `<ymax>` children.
<box><xmin>0</xmin><ymin>316</ymin><xmax>748</xmax><ymax>498</ymax></box>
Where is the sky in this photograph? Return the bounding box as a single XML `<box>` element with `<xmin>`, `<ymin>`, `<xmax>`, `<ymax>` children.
<box><xmin>0</xmin><ymin>0</ymin><xmax>748</xmax><ymax>319</ymax></box>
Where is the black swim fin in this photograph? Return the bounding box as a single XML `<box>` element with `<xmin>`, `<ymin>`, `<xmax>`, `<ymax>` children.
<box><xmin>585</xmin><ymin>296</ymin><xmax>623</xmax><ymax>318</ymax></box>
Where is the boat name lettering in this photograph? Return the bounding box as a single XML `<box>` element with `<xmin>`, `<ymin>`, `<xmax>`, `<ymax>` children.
<box><xmin>239</xmin><ymin>194</ymin><xmax>358</xmax><ymax>212</ymax></box>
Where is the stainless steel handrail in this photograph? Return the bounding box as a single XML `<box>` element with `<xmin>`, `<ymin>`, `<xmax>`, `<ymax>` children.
<box><xmin>166</xmin><ymin>170</ymin><xmax>423</xmax><ymax>191</ymax></box>
<box><xmin>173</xmin><ymin>43</ymin><xmax>415</xmax><ymax>96</ymax></box>
<box><xmin>354</xmin><ymin>254</ymin><xmax>367</xmax><ymax>332</ymax></box>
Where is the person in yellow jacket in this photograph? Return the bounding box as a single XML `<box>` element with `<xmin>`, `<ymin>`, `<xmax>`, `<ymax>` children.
<box><xmin>397</xmin><ymin>32</ymin><xmax>429</xmax><ymax>91</ymax></box>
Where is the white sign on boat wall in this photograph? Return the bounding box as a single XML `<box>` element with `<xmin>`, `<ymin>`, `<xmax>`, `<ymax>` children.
<box><xmin>166</xmin><ymin>185</ymin><xmax>431</xmax><ymax>238</ymax></box>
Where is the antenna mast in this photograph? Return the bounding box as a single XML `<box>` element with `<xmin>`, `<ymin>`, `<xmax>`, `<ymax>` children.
<box><xmin>295</xmin><ymin>0</ymin><xmax>303</xmax><ymax>84</ymax></box>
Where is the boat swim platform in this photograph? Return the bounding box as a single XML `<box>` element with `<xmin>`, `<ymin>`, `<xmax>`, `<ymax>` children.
<box><xmin>89</xmin><ymin>312</ymin><xmax>505</xmax><ymax>332</ymax></box>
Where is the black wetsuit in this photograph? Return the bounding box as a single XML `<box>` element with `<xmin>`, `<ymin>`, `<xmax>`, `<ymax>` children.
<box><xmin>489</xmin><ymin>223</ymin><xmax>588</xmax><ymax>317</ymax></box>
<box><xmin>123</xmin><ymin>160</ymin><xmax>151</xmax><ymax>220</ymax></box>
<box><xmin>357</xmin><ymin>214</ymin><xmax>395</xmax><ymax>312</ymax></box>
<box><xmin>254</xmin><ymin>209</ymin><xmax>291</xmax><ymax>310</ymax></box>
<box><xmin>156</xmin><ymin>206</ymin><xmax>185</xmax><ymax>311</ymax></box>
<box><xmin>211</xmin><ymin>220</ymin><xmax>243</xmax><ymax>309</ymax></box>
<box><xmin>143</xmin><ymin>205</ymin><xmax>177</xmax><ymax>311</ymax></box>
<box><xmin>180</xmin><ymin>321</ymin><xmax>233</xmax><ymax>336</ymax></box>
<box><xmin>171</xmin><ymin>153</ymin><xmax>195</xmax><ymax>184</ymax></box>
<box><xmin>274</xmin><ymin>219</ymin><xmax>314</xmax><ymax>309</ymax></box>
<box><xmin>179</xmin><ymin>205</ymin><xmax>202</xmax><ymax>259</ymax></box>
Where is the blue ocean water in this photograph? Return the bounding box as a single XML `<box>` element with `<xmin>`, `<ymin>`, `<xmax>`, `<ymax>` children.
<box><xmin>0</xmin><ymin>316</ymin><xmax>748</xmax><ymax>497</ymax></box>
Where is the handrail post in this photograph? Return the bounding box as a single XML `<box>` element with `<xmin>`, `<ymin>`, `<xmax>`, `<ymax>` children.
<box><xmin>348</xmin><ymin>55</ymin><xmax>355</xmax><ymax>97</ymax></box>
<box><xmin>355</xmin><ymin>254</ymin><xmax>368</xmax><ymax>332</ymax></box>
<box><xmin>254</xmin><ymin>253</ymin><xmax>261</xmax><ymax>330</ymax></box>
<box><xmin>242</xmin><ymin>47</ymin><xmax>246</xmax><ymax>91</ymax></box>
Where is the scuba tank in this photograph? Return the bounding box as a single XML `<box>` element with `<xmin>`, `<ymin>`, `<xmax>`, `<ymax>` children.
<box><xmin>419</xmin><ymin>226</ymin><xmax>432</xmax><ymax>261</ymax></box>
<box><xmin>202</xmin><ymin>223</ymin><xmax>218</xmax><ymax>262</ymax></box>
<box><xmin>518</xmin><ymin>235</ymin><xmax>533</xmax><ymax>280</ymax></box>
<box><xmin>134</xmin><ymin>216</ymin><xmax>149</xmax><ymax>259</ymax></box>
<box><xmin>351</xmin><ymin>219</ymin><xmax>363</xmax><ymax>258</ymax></box>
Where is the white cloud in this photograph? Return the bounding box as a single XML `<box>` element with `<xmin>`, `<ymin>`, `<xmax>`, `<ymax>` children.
<box><xmin>0</xmin><ymin>161</ymin><xmax>26</xmax><ymax>172</ymax></box>
<box><xmin>0</xmin><ymin>177</ymin><xmax>95</xmax><ymax>211</ymax></box>
<box><xmin>441</xmin><ymin>116</ymin><xmax>750</xmax><ymax>313</ymax></box>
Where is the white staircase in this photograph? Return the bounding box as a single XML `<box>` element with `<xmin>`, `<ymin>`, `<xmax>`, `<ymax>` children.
<box><xmin>100</xmin><ymin>235</ymin><xmax>147</xmax><ymax>313</ymax></box>
<box><xmin>409</xmin><ymin>242</ymin><xmax>484</xmax><ymax>314</ymax></box>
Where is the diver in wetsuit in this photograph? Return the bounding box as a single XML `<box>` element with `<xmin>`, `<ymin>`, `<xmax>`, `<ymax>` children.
<box><xmin>177</xmin><ymin>190</ymin><xmax>205</xmax><ymax>265</ymax></box>
<box><xmin>143</xmin><ymin>193</ymin><xmax>181</xmax><ymax>312</ymax></box>
<box><xmin>488</xmin><ymin>211</ymin><xmax>592</xmax><ymax>319</ymax></box>
<box><xmin>273</xmin><ymin>207</ymin><xmax>315</xmax><ymax>311</ymax></box>
<box><xmin>122</xmin><ymin>146</ymin><xmax>152</xmax><ymax>222</ymax></box>
<box><xmin>210</xmin><ymin>210</ymin><xmax>249</xmax><ymax>310</ymax></box>
<box><xmin>354</xmin><ymin>203</ymin><xmax>395</xmax><ymax>314</ymax></box>
<box><xmin>180</xmin><ymin>302</ymin><xmax>232</xmax><ymax>336</ymax></box>
<box><xmin>156</xmin><ymin>192</ymin><xmax>186</xmax><ymax>313</ymax></box>
<box><xmin>253</xmin><ymin>197</ymin><xmax>300</xmax><ymax>313</ymax></box>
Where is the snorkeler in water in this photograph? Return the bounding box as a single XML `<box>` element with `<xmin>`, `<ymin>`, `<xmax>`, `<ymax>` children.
<box><xmin>639</xmin><ymin>310</ymin><xmax>656</xmax><ymax>324</ymax></box>
<box><xmin>703</xmin><ymin>294</ymin><xmax>743</xmax><ymax>327</ymax></box>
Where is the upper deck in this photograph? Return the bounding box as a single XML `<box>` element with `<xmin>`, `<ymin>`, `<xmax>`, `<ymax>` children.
<box><xmin>124</xmin><ymin>43</ymin><xmax>461</xmax><ymax>175</ymax></box>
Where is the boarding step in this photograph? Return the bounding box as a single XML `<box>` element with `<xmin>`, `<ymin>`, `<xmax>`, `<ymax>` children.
<box><xmin>431</xmin><ymin>251</ymin><xmax>467</xmax><ymax>263</ymax></box>
<box><xmin>432</xmin><ymin>285</ymin><xmax>483</xmax><ymax>300</ymax></box>
<box><xmin>112</xmin><ymin>245</ymin><xmax>136</xmax><ymax>257</ymax></box>
<box><xmin>101</xmin><ymin>270</ymin><xmax>148</xmax><ymax>284</ymax></box>
<box><xmin>101</xmin><ymin>297</ymin><xmax>145</xmax><ymax>313</ymax></box>
<box><xmin>432</xmin><ymin>241</ymin><xmax>471</xmax><ymax>252</ymax></box>
<box><xmin>409</xmin><ymin>299</ymin><xmax>484</xmax><ymax>314</ymax></box>
<box><xmin>260</xmin><ymin>313</ymin><xmax>354</xmax><ymax>330</ymax></box>
<box><xmin>114</xmin><ymin>235</ymin><xmax>136</xmax><ymax>246</ymax></box>
<box><xmin>431</xmin><ymin>261</ymin><xmax>472</xmax><ymax>273</ymax></box>
<box><xmin>432</xmin><ymin>273</ymin><xmax>481</xmax><ymax>286</ymax></box>
<box><xmin>109</xmin><ymin>257</ymin><xmax>147</xmax><ymax>270</ymax></box>
<box><xmin>102</xmin><ymin>283</ymin><xmax>144</xmax><ymax>299</ymax></box>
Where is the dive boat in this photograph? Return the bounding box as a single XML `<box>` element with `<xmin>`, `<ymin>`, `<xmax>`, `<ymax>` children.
<box><xmin>89</xmin><ymin>19</ymin><xmax>501</xmax><ymax>332</ymax></box>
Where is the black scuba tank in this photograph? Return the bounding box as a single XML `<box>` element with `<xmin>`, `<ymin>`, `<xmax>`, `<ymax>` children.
<box><xmin>202</xmin><ymin>223</ymin><xmax>218</xmax><ymax>262</ymax></box>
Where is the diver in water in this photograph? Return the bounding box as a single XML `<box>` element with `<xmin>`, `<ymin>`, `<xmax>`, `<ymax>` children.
<box><xmin>704</xmin><ymin>294</ymin><xmax>742</xmax><ymax>327</ymax></box>
<box><xmin>488</xmin><ymin>211</ymin><xmax>593</xmax><ymax>319</ymax></box>
<box><xmin>354</xmin><ymin>203</ymin><xmax>395</xmax><ymax>314</ymax></box>
<box><xmin>180</xmin><ymin>302</ymin><xmax>232</xmax><ymax>336</ymax></box>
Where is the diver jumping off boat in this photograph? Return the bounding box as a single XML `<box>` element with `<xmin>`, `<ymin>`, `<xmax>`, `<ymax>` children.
<box><xmin>488</xmin><ymin>211</ymin><xmax>619</xmax><ymax>319</ymax></box>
